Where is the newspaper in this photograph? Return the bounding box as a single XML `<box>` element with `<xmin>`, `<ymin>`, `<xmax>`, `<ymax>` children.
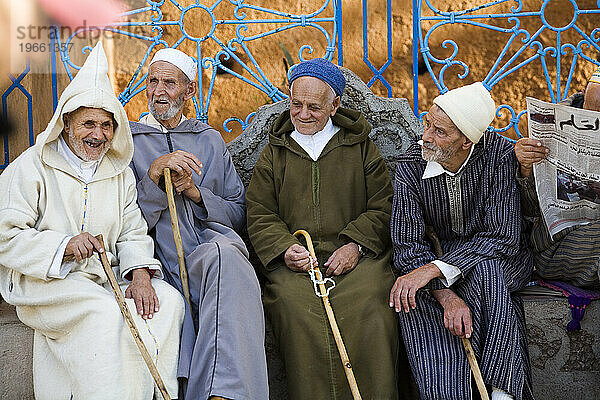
<box><xmin>526</xmin><ymin>97</ymin><xmax>600</xmax><ymax>237</ymax></box>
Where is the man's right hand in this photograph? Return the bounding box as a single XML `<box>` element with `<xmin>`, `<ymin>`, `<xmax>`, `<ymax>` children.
<box><xmin>64</xmin><ymin>232</ymin><xmax>105</xmax><ymax>262</ymax></box>
<box><xmin>514</xmin><ymin>137</ymin><xmax>549</xmax><ymax>177</ymax></box>
<box><xmin>284</xmin><ymin>244</ymin><xmax>314</xmax><ymax>272</ymax></box>
<box><xmin>432</xmin><ymin>288</ymin><xmax>472</xmax><ymax>339</ymax></box>
<box><xmin>389</xmin><ymin>263</ymin><xmax>442</xmax><ymax>313</ymax></box>
<box><xmin>148</xmin><ymin>150</ymin><xmax>203</xmax><ymax>186</ymax></box>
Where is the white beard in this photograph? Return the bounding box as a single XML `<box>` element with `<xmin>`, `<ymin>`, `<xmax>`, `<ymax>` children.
<box><xmin>421</xmin><ymin>141</ymin><xmax>454</xmax><ymax>164</ymax></box>
<box><xmin>67</xmin><ymin>129</ymin><xmax>111</xmax><ymax>162</ymax></box>
<box><xmin>148</xmin><ymin>93</ymin><xmax>184</xmax><ymax>121</ymax></box>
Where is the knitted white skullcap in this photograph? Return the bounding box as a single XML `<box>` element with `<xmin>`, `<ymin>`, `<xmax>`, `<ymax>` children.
<box><xmin>149</xmin><ymin>48</ymin><xmax>197</xmax><ymax>81</ymax></box>
<box><xmin>433</xmin><ymin>82</ymin><xmax>495</xmax><ymax>144</ymax></box>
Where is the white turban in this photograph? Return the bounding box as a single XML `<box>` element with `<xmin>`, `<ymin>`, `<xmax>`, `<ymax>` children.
<box><xmin>149</xmin><ymin>48</ymin><xmax>197</xmax><ymax>82</ymax></box>
<box><xmin>433</xmin><ymin>82</ymin><xmax>495</xmax><ymax>144</ymax></box>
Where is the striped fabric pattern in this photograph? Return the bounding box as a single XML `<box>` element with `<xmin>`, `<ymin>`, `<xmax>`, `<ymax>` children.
<box><xmin>391</xmin><ymin>132</ymin><xmax>535</xmax><ymax>400</ymax></box>
<box><xmin>529</xmin><ymin>218</ymin><xmax>600</xmax><ymax>286</ymax></box>
<box><xmin>518</xmin><ymin>93</ymin><xmax>600</xmax><ymax>288</ymax></box>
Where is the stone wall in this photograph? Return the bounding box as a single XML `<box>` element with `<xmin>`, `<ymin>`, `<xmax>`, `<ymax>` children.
<box><xmin>525</xmin><ymin>297</ymin><xmax>600</xmax><ymax>399</ymax></box>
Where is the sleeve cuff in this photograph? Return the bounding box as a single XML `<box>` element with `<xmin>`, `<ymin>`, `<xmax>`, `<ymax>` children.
<box><xmin>138</xmin><ymin>172</ymin><xmax>169</xmax><ymax>209</ymax></box>
<box><xmin>190</xmin><ymin>187</ymin><xmax>210</xmax><ymax>220</ymax></box>
<box><xmin>432</xmin><ymin>259</ymin><xmax>461</xmax><ymax>287</ymax></box>
<box><xmin>261</xmin><ymin>237</ymin><xmax>302</xmax><ymax>272</ymax></box>
<box><xmin>123</xmin><ymin>265</ymin><xmax>163</xmax><ymax>282</ymax></box>
<box><xmin>47</xmin><ymin>236</ymin><xmax>74</xmax><ymax>279</ymax></box>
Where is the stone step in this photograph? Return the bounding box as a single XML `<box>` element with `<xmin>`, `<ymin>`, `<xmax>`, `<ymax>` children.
<box><xmin>1</xmin><ymin>296</ymin><xmax>598</xmax><ymax>399</ymax></box>
<box><xmin>0</xmin><ymin>301</ymin><xmax>33</xmax><ymax>400</ymax></box>
<box><xmin>523</xmin><ymin>295</ymin><xmax>600</xmax><ymax>399</ymax></box>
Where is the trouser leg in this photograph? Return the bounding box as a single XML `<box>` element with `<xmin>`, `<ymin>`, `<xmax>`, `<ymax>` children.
<box><xmin>185</xmin><ymin>242</ymin><xmax>268</xmax><ymax>400</ymax></box>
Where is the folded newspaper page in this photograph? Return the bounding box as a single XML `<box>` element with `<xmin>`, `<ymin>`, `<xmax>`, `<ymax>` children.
<box><xmin>526</xmin><ymin>97</ymin><xmax>600</xmax><ymax>237</ymax></box>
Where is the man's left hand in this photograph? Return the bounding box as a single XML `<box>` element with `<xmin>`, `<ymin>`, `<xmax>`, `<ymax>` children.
<box><xmin>171</xmin><ymin>172</ymin><xmax>202</xmax><ymax>203</ymax></box>
<box><xmin>125</xmin><ymin>269</ymin><xmax>159</xmax><ymax>320</ymax></box>
<box><xmin>389</xmin><ymin>263</ymin><xmax>442</xmax><ymax>313</ymax></box>
<box><xmin>324</xmin><ymin>243</ymin><xmax>361</xmax><ymax>276</ymax></box>
<box><xmin>432</xmin><ymin>289</ymin><xmax>472</xmax><ymax>338</ymax></box>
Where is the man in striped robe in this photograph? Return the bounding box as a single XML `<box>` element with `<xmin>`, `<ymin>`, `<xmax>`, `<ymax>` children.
<box><xmin>514</xmin><ymin>67</ymin><xmax>600</xmax><ymax>288</ymax></box>
<box><xmin>390</xmin><ymin>82</ymin><xmax>535</xmax><ymax>400</ymax></box>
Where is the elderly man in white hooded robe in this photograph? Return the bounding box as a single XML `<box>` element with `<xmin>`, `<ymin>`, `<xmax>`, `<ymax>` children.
<box><xmin>0</xmin><ymin>42</ymin><xmax>184</xmax><ymax>400</ymax></box>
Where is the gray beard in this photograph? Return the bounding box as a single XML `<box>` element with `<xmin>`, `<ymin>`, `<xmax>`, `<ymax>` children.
<box><xmin>148</xmin><ymin>94</ymin><xmax>184</xmax><ymax>121</ymax></box>
<box><xmin>421</xmin><ymin>142</ymin><xmax>453</xmax><ymax>164</ymax></box>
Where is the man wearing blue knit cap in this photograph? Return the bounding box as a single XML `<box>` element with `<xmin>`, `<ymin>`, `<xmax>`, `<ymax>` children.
<box><xmin>247</xmin><ymin>58</ymin><xmax>399</xmax><ymax>399</ymax></box>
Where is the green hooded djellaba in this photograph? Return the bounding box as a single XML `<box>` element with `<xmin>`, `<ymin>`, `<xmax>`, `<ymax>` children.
<box><xmin>246</xmin><ymin>107</ymin><xmax>399</xmax><ymax>400</ymax></box>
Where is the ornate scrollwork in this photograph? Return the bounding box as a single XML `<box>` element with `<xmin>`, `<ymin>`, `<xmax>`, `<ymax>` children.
<box><xmin>54</xmin><ymin>0</ymin><xmax>336</xmax><ymax>125</ymax></box>
<box><xmin>415</xmin><ymin>0</ymin><xmax>600</xmax><ymax>139</ymax></box>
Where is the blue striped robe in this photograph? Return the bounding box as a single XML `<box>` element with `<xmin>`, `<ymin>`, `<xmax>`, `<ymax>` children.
<box><xmin>391</xmin><ymin>132</ymin><xmax>535</xmax><ymax>400</ymax></box>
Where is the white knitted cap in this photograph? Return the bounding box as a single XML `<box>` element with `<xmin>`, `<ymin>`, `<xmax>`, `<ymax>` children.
<box><xmin>433</xmin><ymin>82</ymin><xmax>495</xmax><ymax>144</ymax></box>
<box><xmin>149</xmin><ymin>48</ymin><xmax>197</xmax><ymax>82</ymax></box>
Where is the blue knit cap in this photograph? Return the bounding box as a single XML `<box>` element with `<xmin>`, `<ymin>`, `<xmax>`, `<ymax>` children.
<box><xmin>289</xmin><ymin>58</ymin><xmax>346</xmax><ymax>97</ymax></box>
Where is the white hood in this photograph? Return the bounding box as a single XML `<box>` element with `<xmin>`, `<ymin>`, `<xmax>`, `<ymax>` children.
<box><xmin>36</xmin><ymin>42</ymin><xmax>133</xmax><ymax>179</ymax></box>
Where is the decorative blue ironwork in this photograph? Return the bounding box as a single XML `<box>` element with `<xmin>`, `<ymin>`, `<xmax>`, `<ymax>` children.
<box><xmin>362</xmin><ymin>0</ymin><xmax>394</xmax><ymax>96</ymax></box>
<box><xmin>3</xmin><ymin>0</ymin><xmax>600</xmax><ymax>169</ymax></box>
<box><xmin>412</xmin><ymin>0</ymin><xmax>600</xmax><ymax>139</ymax></box>
<box><xmin>55</xmin><ymin>0</ymin><xmax>338</xmax><ymax>133</ymax></box>
<box><xmin>335</xmin><ymin>0</ymin><xmax>343</xmax><ymax>65</ymax></box>
<box><xmin>1</xmin><ymin>62</ymin><xmax>35</xmax><ymax>169</ymax></box>
<box><xmin>1</xmin><ymin>0</ymin><xmax>339</xmax><ymax>169</ymax></box>
<box><xmin>223</xmin><ymin>111</ymin><xmax>256</xmax><ymax>133</ymax></box>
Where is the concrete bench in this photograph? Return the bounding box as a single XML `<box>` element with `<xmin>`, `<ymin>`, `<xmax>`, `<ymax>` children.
<box><xmin>0</xmin><ymin>300</ymin><xmax>33</xmax><ymax>400</ymax></box>
<box><xmin>2</xmin><ymin>296</ymin><xmax>598</xmax><ymax>399</ymax></box>
<box><xmin>523</xmin><ymin>295</ymin><xmax>600</xmax><ymax>399</ymax></box>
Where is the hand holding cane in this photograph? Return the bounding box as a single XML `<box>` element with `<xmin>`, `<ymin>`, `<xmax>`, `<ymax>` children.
<box><xmin>95</xmin><ymin>234</ymin><xmax>171</xmax><ymax>400</ymax></box>
<box><xmin>425</xmin><ymin>226</ymin><xmax>489</xmax><ymax>400</ymax></box>
<box><xmin>293</xmin><ymin>229</ymin><xmax>362</xmax><ymax>400</ymax></box>
<box><xmin>163</xmin><ymin>168</ymin><xmax>192</xmax><ymax>310</ymax></box>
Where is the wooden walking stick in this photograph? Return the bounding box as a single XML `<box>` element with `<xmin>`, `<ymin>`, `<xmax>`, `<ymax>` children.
<box><xmin>425</xmin><ymin>226</ymin><xmax>489</xmax><ymax>400</ymax></box>
<box><xmin>163</xmin><ymin>168</ymin><xmax>192</xmax><ymax>310</ymax></box>
<box><xmin>95</xmin><ymin>234</ymin><xmax>171</xmax><ymax>400</ymax></box>
<box><xmin>293</xmin><ymin>229</ymin><xmax>362</xmax><ymax>400</ymax></box>
<box><xmin>462</xmin><ymin>337</ymin><xmax>489</xmax><ymax>400</ymax></box>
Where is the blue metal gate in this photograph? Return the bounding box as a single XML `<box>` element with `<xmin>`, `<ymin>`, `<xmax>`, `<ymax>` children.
<box><xmin>2</xmin><ymin>0</ymin><xmax>599</xmax><ymax>169</ymax></box>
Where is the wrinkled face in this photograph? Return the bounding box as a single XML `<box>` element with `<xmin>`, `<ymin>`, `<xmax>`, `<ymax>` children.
<box><xmin>583</xmin><ymin>81</ymin><xmax>600</xmax><ymax>112</ymax></box>
<box><xmin>421</xmin><ymin>104</ymin><xmax>467</xmax><ymax>165</ymax></box>
<box><xmin>290</xmin><ymin>76</ymin><xmax>340</xmax><ymax>135</ymax></box>
<box><xmin>146</xmin><ymin>61</ymin><xmax>192</xmax><ymax>121</ymax></box>
<box><xmin>63</xmin><ymin>107</ymin><xmax>114</xmax><ymax>161</ymax></box>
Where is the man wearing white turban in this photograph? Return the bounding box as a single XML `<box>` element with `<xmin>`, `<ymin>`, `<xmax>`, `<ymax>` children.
<box><xmin>129</xmin><ymin>48</ymin><xmax>268</xmax><ymax>400</ymax></box>
<box><xmin>0</xmin><ymin>42</ymin><xmax>184</xmax><ymax>399</ymax></box>
<box><xmin>390</xmin><ymin>82</ymin><xmax>535</xmax><ymax>400</ymax></box>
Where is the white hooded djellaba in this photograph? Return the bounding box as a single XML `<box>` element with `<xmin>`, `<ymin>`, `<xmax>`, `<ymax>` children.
<box><xmin>0</xmin><ymin>42</ymin><xmax>184</xmax><ymax>399</ymax></box>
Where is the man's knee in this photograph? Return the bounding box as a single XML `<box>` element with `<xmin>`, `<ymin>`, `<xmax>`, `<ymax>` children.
<box><xmin>74</xmin><ymin>295</ymin><xmax>123</xmax><ymax>334</ymax></box>
<box><xmin>152</xmin><ymin>278</ymin><xmax>185</xmax><ymax>315</ymax></box>
<box><xmin>215</xmin><ymin>242</ymin><xmax>260</xmax><ymax>283</ymax></box>
<box><xmin>462</xmin><ymin>259</ymin><xmax>507</xmax><ymax>289</ymax></box>
<box><xmin>215</xmin><ymin>241</ymin><xmax>248</xmax><ymax>263</ymax></box>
